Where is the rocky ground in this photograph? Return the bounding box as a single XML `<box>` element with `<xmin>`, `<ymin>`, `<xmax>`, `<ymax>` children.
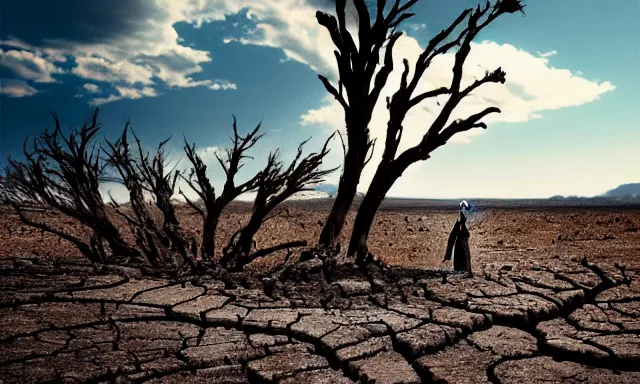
<box><xmin>1</xmin><ymin>254</ymin><xmax>639</xmax><ymax>383</ymax></box>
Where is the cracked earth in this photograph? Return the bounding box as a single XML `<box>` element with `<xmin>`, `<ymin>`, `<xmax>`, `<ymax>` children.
<box><xmin>1</xmin><ymin>256</ymin><xmax>639</xmax><ymax>384</ymax></box>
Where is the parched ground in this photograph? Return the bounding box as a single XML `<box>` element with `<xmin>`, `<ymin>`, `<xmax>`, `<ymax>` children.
<box><xmin>2</xmin><ymin>200</ymin><xmax>640</xmax><ymax>269</ymax></box>
<box><xmin>1</xmin><ymin>200</ymin><xmax>640</xmax><ymax>383</ymax></box>
<box><xmin>1</xmin><ymin>255</ymin><xmax>639</xmax><ymax>383</ymax></box>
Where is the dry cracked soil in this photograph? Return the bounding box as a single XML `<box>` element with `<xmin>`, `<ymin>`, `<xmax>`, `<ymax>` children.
<box><xmin>1</xmin><ymin>253</ymin><xmax>640</xmax><ymax>384</ymax></box>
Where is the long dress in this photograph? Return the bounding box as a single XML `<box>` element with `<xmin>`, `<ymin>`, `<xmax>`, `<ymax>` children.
<box><xmin>443</xmin><ymin>211</ymin><xmax>472</xmax><ymax>275</ymax></box>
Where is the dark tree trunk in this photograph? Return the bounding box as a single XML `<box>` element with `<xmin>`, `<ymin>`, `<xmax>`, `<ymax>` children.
<box><xmin>220</xmin><ymin>209</ymin><xmax>263</xmax><ymax>271</ymax></box>
<box><xmin>316</xmin><ymin>1</ymin><xmax>523</xmax><ymax>269</ymax></box>
<box><xmin>201</xmin><ymin>207</ymin><xmax>221</xmax><ymax>261</ymax></box>
<box><xmin>101</xmin><ymin>221</ymin><xmax>139</xmax><ymax>258</ymax></box>
<box><xmin>348</xmin><ymin>164</ymin><xmax>401</xmax><ymax>264</ymax></box>
<box><xmin>319</xmin><ymin>134</ymin><xmax>367</xmax><ymax>247</ymax></box>
<box><xmin>348</xmin><ymin>149</ymin><xmax>419</xmax><ymax>264</ymax></box>
<box><xmin>348</xmin><ymin>189</ymin><xmax>385</xmax><ymax>265</ymax></box>
<box><xmin>92</xmin><ymin>206</ymin><xmax>138</xmax><ymax>258</ymax></box>
<box><xmin>235</xmin><ymin>215</ymin><xmax>261</xmax><ymax>257</ymax></box>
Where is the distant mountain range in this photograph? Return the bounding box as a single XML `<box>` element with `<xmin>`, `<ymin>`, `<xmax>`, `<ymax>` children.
<box><xmin>601</xmin><ymin>183</ymin><xmax>640</xmax><ymax>199</ymax></box>
<box><xmin>548</xmin><ymin>182</ymin><xmax>640</xmax><ymax>200</ymax></box>
<box><xmin>316</xmin><ymin>182</ymin><xmax>640</xmax><ymax>201</ymax></box>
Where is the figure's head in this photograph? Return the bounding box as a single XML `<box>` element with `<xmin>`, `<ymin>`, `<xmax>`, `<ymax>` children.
<box><xmin>459</xmin><ymin>200</ymin><xmax>470</xmax><ymax>211</ymax></box>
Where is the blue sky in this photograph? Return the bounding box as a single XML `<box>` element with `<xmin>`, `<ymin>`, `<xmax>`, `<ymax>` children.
<box><xmin>0</xmin><ymin>0</ymin><xmax>637</xmax><ymax>199</ymax></box>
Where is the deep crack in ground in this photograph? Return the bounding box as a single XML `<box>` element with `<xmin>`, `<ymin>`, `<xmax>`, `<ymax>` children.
<box><xmin>0</xmin><ymin>256</ymin><xmax>639</xmax><ymax>383</ymax></box>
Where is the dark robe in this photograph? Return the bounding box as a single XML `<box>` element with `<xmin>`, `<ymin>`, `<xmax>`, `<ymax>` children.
<box><xmin>442</xmin><ymin>211</ymin><xmax>472</xmax><ymax>274</ymax></box>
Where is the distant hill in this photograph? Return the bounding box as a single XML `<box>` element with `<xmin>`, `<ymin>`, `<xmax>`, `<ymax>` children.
<box><xmin>290</xmin><ymin>190</ymin><xmax>330</xmax><ymax>200</ymax></box>
<box><xmin>314</xmin><ymin>183</ymin><xmax>338</xmax><ymax>197</ymax></box>
<box><xmin>314</xmin><ymin>184</ymin><xmax>367</xmax><ymax>199</ymax></box>
<box><xmin>602</xmin><ymin>183</ymin><xmax>640</xmax><ymax>199</ymax></box>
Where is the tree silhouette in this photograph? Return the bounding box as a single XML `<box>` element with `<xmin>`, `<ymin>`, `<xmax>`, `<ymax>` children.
<box><xmin>334</xmin><ymin>0</ymin><xmax>526</xmax><ymax>264</ymax></box>
<box><xmin>104</xmin><ymin>126</ymin><xmax>198</xmax><ymax>270</ymax></box>
<box><xmin>221</xmin><ymin>134</ymin><xmax>337</xmax><ymax>271</ymax></box>
<box><xmin>180</xmin><ymin>117</ymin><xmax>265</xmax><ymax>262</ymax></box>
<box><xmin>315</xmin><ymin>0</ymin><xmax>419</xmax><ymax>248</ymax></box>
<box><xmin>3</xmin><ymin>110</ymin><xmax>139</xmax><ymax>262</ymax></box>
<box><xmin>2</xmin><ymin>109</ymin><xmax>336</xmax><ymax>274</ymax></box>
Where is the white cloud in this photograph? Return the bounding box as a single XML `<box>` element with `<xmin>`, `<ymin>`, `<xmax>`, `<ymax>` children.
<box><xmin>538</xmin><ymin>50</ymin><xmax>558</xmax><ymax>58</ymax></box>
<box><xmin>222</xmin><ymin>0</ymin><xmax>338</xmax><ymax>77</ymax></box>
<box><xmin>195</xmin><ymin>145</ymin><xmax>224</xmax><ymax>164</ymax></box>
<box><xmin>88</xmin><ymin>94</ymin><xmax>125</xmax><ymax>106</ymax></box>
<box><xmin>0</xmin><ymin>78</ymin><xmax>39</xmax><ymax>97</ymax></box>
<box><xmin>298</xmin><ymin>38</ymin><xmax>615</xmax><ymax>191</ymax></box>
<box><xmin>83</xmin><ymin>83</ymin><xmax>100</xmax><ymax>93</ymax></box>
<box><xmin>207</xmin><ymin>80</ymin><xmax>237</xmax><ymax>90</ymax></box>
<box><xmin>213</xmin><ymin>1</ymin><xmax>615</xmax><ymax>197</ymax></box>
<box><xmin>88</xmin><ymin>86</ymin><xmax>158</xmax><ymax>106</ymax></box>
<box><xmin>407</xmin><ymin>23</ymin><xmax>427</xmax><ymax>31</ymax></box>
<box><xmin>0</xmin><ymin>49</ymin><xmax>63</xmax><ymax>83</ymax></box>
<box><xmin>0</xmin><ymin>38</ymin><xmax>68</xmax><ymax>63</ymax></box>
<box><xmin>98</xmin><ymin>182</ymin><xmax>131</xmax><ymax>205</ymax></box>
<box><xmin>72</xmin><ymin>56</ymin><xmax>154</xmax><ymax>85</ymax></box>
<box><xmin>115</xmin><ymin>85</ymin><xmax>158</xmax><ymax>99</ymax></box>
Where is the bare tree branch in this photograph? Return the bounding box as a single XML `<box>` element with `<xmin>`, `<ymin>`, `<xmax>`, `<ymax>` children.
<box><xmin>13</xmin><ymin>204</ymin><xmax>97</xmax><ymax>261</ymax></box>
<box><xmin>2</xmin><ymin>108</ymin><xmax>138</xmax><ymax>262</ymax></box>
<box><xmin>318</xmin><ymin>75</ymin><xmax>349</xmax><ymax>110</ymax></box>
<box><xmin>364</xmin><ymin>138</ymin><xmax>377</xmax><ymax>167</ymax></box>
<box><xmin>182</xmin><ymin>117</ymin><xmax>269</xmax><ymax>262</ymax></box>
<box><xmin>437</xmin><ymin>106</ymin><xmax>501</xmax><ymax>145</ymax></box>
<box><xmin>221</xmin><ymin>134</ymin><xmax>338</xmax><ymax>271</ymax></box>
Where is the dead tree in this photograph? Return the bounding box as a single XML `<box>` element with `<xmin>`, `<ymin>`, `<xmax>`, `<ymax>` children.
<box><xmin>104</xmin><ymin>126</ymin><xmax>197</xmax><ymax>270</ymax></box>
<box><xmin>180</xmin><ymin>117</ymin><xmax>265</xmax><ymax>262</ymax></box>
<box><xmin>2</xmin><ymin>109</ymin><xmax>139</xmax><ymax>262</ymax></box>
<box><xmin>349</xmin><ymin>0</ymin><xmax>525</xmax><ymax>264</ymax></box>
<box><xmin>220</xmin><ymin>135</ymin><xmax>337</xmax><ymax>272</ymax></box>
<box><xmin>130</xmin><ymin>132</ymin><xmax>199</xmax><ymax>269</ymax></box>
<box><xmin>315</xmin><ymin>0</ymin><xmax>417</xmax><ymax>247</ymax></box>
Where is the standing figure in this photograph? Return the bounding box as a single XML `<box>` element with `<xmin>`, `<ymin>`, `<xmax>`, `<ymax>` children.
<box><xmin>442</xmin><ymin>201</ymin><xmax>473</xmax><ymax>276</ymax></box>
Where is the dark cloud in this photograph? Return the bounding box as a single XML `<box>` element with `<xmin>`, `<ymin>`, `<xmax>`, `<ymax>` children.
<box><xmin>1</xmin><ymin>0</ymin><xmax>160</xmax><ymax>46</ymax></box>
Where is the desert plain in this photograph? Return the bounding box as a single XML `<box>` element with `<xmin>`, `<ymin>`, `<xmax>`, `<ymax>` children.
<box><xmin>1</xmin><ymin>198</ymin><xmax>639</xmax><ymax>383</ymax></box>
<box><xmin>2</xmin><ymin>198</ymin><xmax>639</xmax><ymax>269</ymax></box>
